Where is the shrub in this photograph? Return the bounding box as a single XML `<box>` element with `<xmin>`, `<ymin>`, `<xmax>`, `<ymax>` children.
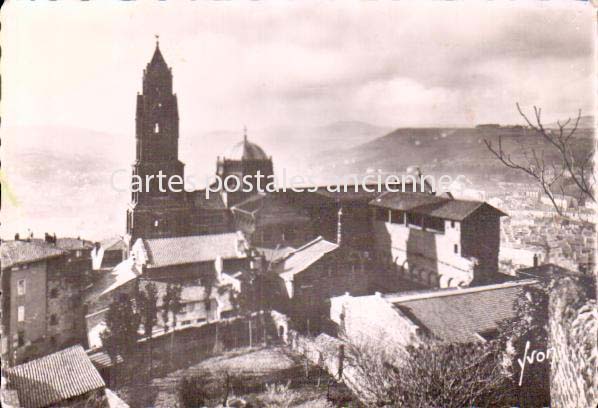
<box><xmin>259</xmin><ymin>382</ymin><xmax>298</xmax><ymax>408</ymax></box>
<box><xmin>178</xmin><ymin>376</ymin><xmax>209</xmax><ymax>408</ymax></box>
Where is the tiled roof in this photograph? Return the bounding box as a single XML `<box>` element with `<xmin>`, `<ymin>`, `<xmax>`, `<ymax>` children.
<box><xmin>391</xmin><ymin>281</ymin><xmax>537</xmax><ymax>343</ymax></box>
<box><xmin>257</xmin><ymin>246</ymin><xmax>296</xmax><ymax>262</ymax></box>
<box><xmin>6</xmin><ymin>345</ymin><xmax>105</xmax><ymax>408</ymax></box>
<box><xmin>143</xmin><ymin>233</ymin><xmax>245</xmax><ymax>268</ymax></box>
<box><xmin>88</xmin><ymin>351</ymin><xmax>124</xmax><ymax>369</ymax></box>
<box><xmin>371</xmin><ymin>192</ymin><xmax>506</xmax><ymax>221</ymax></box>
<box><xmin>422</xmin><ymin>200</ymin><xmax>506</xmax><ymax>220</ymax></box>
<box><xmin>85</xmin><ymin>258</ymin><xmax>141</xmax><ymax>301</ymax></box>
<box><xmin>28</xmin><ymin>237</ymin><xmax>95</xmax><ymax>251</ymax></box>
<box><xmin>371</xmin><ymin>191</ymin><xmax>447</xmax><ymax>211</ymax></box>
<box><xmin>312</xmin><ymin>186</ymin><xmax>387</xmax><ymax>203</ymax></box>
<box><xmin>1</xmin><ymin>240</ymin><xmax>66</xmax><ymax>269</ymax></box>
<box><xmin>232</xmin><ymin>193</ymin><xmax>266</xmax><ymax>213</ymax></box>
<box><xmin>100</xmin><ymin>236</ymin><xmax>127</xmax><ymax>251</ymax></box>
<box><xmin>278</xmin><ymin>237</ymin><xmax>338</xmax><ymax>280</ymax></box>
<box><xmin>518</xmin><ymin>263</ymin><xmax>582</xmax><ymax>279</ymax></box>
<box><xmin>189</xmin><ymin>190</ymin><xmax>227</xmax><ymax>210</ymax></box>
<box><xmin>232</xmin><ymin>193</ymin><xmax>311</xmax><ymax>226</ymax></box>
<box><xmin>53</xmin><ymin>238</ymin><xmax>95</xmax><ymax>250</ymax></box>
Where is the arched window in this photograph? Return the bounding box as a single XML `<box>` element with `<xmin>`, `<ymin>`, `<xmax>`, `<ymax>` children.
<box><xmin>154</xmin><ymin>123</ymin><xmax>160</xmax><ymax>133</ymax></box>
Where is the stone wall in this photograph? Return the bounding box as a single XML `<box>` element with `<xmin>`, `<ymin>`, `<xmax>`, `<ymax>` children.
<box><xmin>548</xmin><ymin>277</ymin><xmax>597</xmax><ymax>408</ymax></box>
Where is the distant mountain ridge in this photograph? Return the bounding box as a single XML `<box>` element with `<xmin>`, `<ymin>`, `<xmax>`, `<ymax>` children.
<box><xmin>307</xmin><ymin>125</ymin><xmax>594</xmax><ymax>187</ymax></box>
<box><xmin>545</xmin><ymin>115</ymin><xmax>594</xmax><ymax>129</ymax></box>
<box><xmin>1</xmin><ymin>120</ymin><xmax>390</xmax><ymax>239</ymax></box>
<box><xmin>3</xmin><ymin>121</ymin><xmax>591</xmax><ymax>239</ymax></box>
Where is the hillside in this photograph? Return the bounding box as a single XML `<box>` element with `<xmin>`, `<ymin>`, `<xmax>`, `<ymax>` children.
<box><xmin>1</xmin><ymin>121</ymin><xmax>388</xmax><ymax>239</ymax></box>
<box><xmin>306</xmin><ymin>126</ymin><xmax>595</xmax><ymax>189</ymax></box>
<box><xmin>546</xmin><ymin>115</ymin><xmax>594</xmax><ymax>129</ymax></box>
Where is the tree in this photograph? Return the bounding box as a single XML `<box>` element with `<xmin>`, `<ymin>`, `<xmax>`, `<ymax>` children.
<box><xmin>231</xmin><ymin>265</ymin><xmax>262</xmax><ymax>348</ymax></box>
<box><xmin>100</xmin><ymin>293</ymin><xmax>140</xmax><ymax>386</ymax></box>
<box><xmin>136</xmin><ymin>281</ymin><xmax>159</xmax><ymax>379</ymax></box>
<box><xmin>343</xmin><ymin>338</ymin><xmax>511</xmax><ymax>407</ymax></box>
<box><xmin>485</xmin><ymin>104</ymin><xmax>595</xmax><ymax>218</ymax></box>
<box><xmin>161</xmin><ymin>283</ymin><xmax>183</xmax><ymax>368</ymax></box>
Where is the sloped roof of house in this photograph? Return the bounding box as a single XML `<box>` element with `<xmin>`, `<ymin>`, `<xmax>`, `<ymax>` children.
<box><xmin>232</xmin><ymin>193</ymin><xmax>311</xmax><ymax>226</ymax></box>
<box><xmin>142</xmin><ymin>233</ymin><xmax>246</xmax><ymax>269</ymax></box>
<box><xmin>53</xmin><ymin>237</ymin><xmax>95</xmax><ymax>250</ymax></box>
<box><xmin>389</xmin><ymin>280</ymin><xmax>537</xmax><ymax>343</ymax></box>
<box><xmin>371</xmin><ymin>191</ymin><xmax>447</xmax><ymax>211</ymax></box>
<box><xmin>188</xmin><ymin>189</ymin><xmax>227</xmax><ymax>210</ymax></box>
<box><xmin>100</xmin><ymin>235</ymin><xmax>128</xmax><ymax>251</ymax></box>
<box><xmin>370</xmin><ymin>192</ymin><xmax>506</xmax><ymax>221</ymax></box>
<box><xmin>1</xmin><ymin>240</ymin><xmax>66</xmax><ymax>269</ymax></box>
<box><xmin>311</xmin><ymin>186</ymin><xmax>386</xmax><ymax>203</ymax></box>
<box><xmin>86</xmin><ymin>258</ymin><xmax>141</xmax><ymax>301</ymax></box>
<box><xmin>28</xmin><ymin>237</ymin><xmax>95</xmax><ymax>251</ymax></box>
<box><xmin>518</xmin><ymin>263</ymin><xmax>583</xmax><ymax>279</ymax></box>
<box><xmin>422</xmin><ymin>200</ymin><xmax>506</xmax><ymax>220</ymax></box>
<box><xmin>5</xmin><ymin>345</ymin><xmax>105</xmax><ymax>408</ymax></box>
<box><xmin>257</xmin><ymin>246</ymin><xmax>296</xmax><ymax>263</ymax></box>
<box><xmin>278</xmin><ymin>237</ymin><xmax>339</xmax><ymax>280</ymax></box>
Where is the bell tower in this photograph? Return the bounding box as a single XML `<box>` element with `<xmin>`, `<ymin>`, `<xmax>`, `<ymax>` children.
<box><xmin>126</xmin><ymin>39</ymin><xmax>188</xmax><ymax>242</ymax></box>
<box><xmin>132</xmin><ymin>38</ymin><xmax>184</xmax><ymax>203</ymax></box>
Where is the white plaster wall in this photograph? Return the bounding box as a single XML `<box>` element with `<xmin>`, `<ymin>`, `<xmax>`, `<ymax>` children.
<box><xmin>373</xmin><ymin>219</ymin><xmax>474</xmax><ymax>287</ymax></box>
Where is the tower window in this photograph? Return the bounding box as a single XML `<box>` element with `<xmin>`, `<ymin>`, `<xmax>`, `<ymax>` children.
<box><xmin>154</xmin><ymin>123</ymin><xmax>160</xmax><ymax>133</ymax></box>
<box><xmin>154</xmin><ymin>220</ymin><xmax>159</xmax><ymax>228</ymax></box>
<box><xmin>17</xmin><ymin>306</ymin><xmax>25</xmax><ymax>322</ymax></box>
<box><xmin>17</xmin><ymin>279</ymin><xmax>26</xmax><ymax>296</ymax></box>
<box><xmin>454</xmin><ymin>244</ymin><xmax>459</xmax><ymax>254</ymax></box>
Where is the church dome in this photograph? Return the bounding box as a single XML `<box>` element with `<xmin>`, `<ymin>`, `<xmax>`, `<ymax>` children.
<box><xmin>224</xmin><ymin>132</ymin><xmax>269</xmax><ymax>161</ymax></box>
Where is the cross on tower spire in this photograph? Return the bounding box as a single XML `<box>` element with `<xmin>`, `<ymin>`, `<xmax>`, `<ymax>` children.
<box><xmin>243</xmin><ymin>125</ymin><xmax>248</xmax><ymax>142</ymax></box>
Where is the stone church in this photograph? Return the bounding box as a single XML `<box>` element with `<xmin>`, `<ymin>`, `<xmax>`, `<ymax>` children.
<box><xmin>126</xmin><ymin>41</ymin><xmax>277</xmax><ymax>244</ymax></box>
<box><xmin>125</xmin><ymin>42</ymin><xmax>508</xmax><ymax>293</ymax></box>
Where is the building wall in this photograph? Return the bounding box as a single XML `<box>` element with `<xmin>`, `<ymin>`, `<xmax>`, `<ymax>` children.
<box><xmin>329</xmin><ymin>293</ymin><xmax>420</xmax><ymax>353</ymax></box>
<box><xmin>548</xmin><ymin>277</ymin><xmax>598</xmax><ymax>408</ymax></box>
<box><xmin>282</xmin><ymin>252</ymin><xmax>369</xmax><ymax>332</ymax></box>
<box><xmin>128</xmin><ymin>203</ymin><xmax>232</xmax><ymax>243</ymax></box>
<box><xmin>101</xmin><ymin>249</ymin><xmax>126</xmax><ymax>269</ymax></box>
<box><xmin>7</xmin><ymin>261</ymin><xmax>48</xmax><ymax>365</ymax></box>
<box><xmin>372</xmin><ymin>216</ymin><xmax>474</xmax><ymax>288</ymax></box>
<box><xmin>46</xmin><ymin>256</ymin><xmax>89</xmax><ymax>349</ymax></box>
<box><xmin>144</xmin><ymin>258</ymin><xmax>246</xmax><ymax>282</ymax></box>
<box><xmin>156</xmin><ymin>287</ymin><xmax>235</xmax><ymax>330</ymax></box>
<box><xmin>461</xmin><ymin>207</ymin><xmax>501</xmax><ymax>284</ymax></box>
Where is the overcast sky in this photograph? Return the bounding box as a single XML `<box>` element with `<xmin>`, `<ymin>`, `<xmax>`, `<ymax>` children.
<box><xmin>2</xmin><ymin>1</ymin><xmax>595</xmax><ymax>134</ymax></box>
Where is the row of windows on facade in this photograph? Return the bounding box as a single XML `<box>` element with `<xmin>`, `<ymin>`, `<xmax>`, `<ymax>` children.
<box><xmin>374</xmin><ymin>208</ymin><xmax>459</xmax><ymax>233</ymax></box>
<box><xmin>16</xmin><ymin>305</ymin><xmax>60</xmax><ymax>326</ymax></box>
<box><xmin>175</xmin><ymin>309</ymin><xmax>235</xmax><ymax>327</ymax></box>
<box><xmin>16</xmin><ymin>280</ymin><xmax>73</xmax><ymax>300</ymax></box>
<box><xmin>14</xmin><ymin>331</ymin><xmax>61</xmax><ymax>348</ymax></box>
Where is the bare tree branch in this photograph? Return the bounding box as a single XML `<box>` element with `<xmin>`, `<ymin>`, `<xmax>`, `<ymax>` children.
<box><xmin>485</xmin><ymin>103</ymin><xmax>595</xmax><ymax>219</ymax></box>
